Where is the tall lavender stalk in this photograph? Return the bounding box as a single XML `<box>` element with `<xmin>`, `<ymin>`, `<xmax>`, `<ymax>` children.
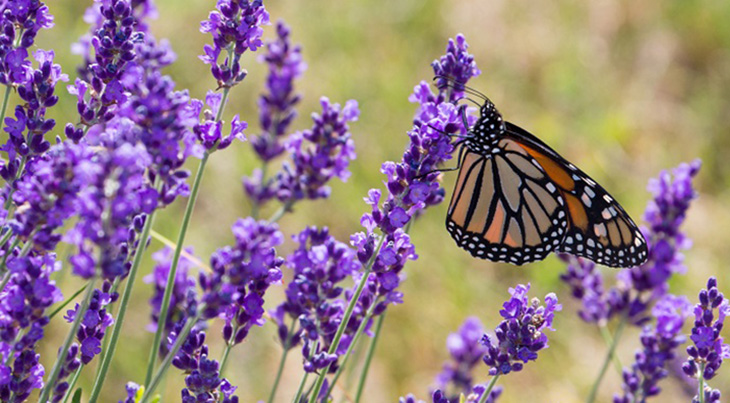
<box><xmin>307</xmin><ymin>34</ymin><xmax>480</xmax><ymax>402</ymax></box>
<box><xmin>142</xmin><ymin>0</ymin><xmax>265</xmax><ymax>389</ymax></box>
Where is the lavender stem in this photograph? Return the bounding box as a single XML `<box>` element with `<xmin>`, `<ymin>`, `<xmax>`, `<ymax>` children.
<box><xmin>144</xmin><ymin>151</ymin><xmax>210</xmax><ymax>387</ymax></box>
<box><xmin>308</xmin><ymin>234</ymin><xmax>386</xmax><ymax>402</ymax></box>
<box><xmin>587</xmin><ymin>315</ymin><xmax>627</xmax><ymax>403</ymax></box>
<box><xmin>354</xmin><ymin>311</ymin><xmax>385</xmax><ymax>403</ymax></box>
<box><xmin>598</xmin><ymin>322</ymin><xmax>624</xmax><ymax>375</ymax></box>
<box><xmin>38</xmin><ymin>275</ymin><xmax>98</xmax><ymax>403</ymax></box>
<box><xmin>478</xmin><ymin>375</ymin><xmax>501</xmax><ymax>403</ymax></box>
<box><xmin>267</xmin><ymin>320</ymin><xmax>297</xmax><ymax>403</ymax></box>
<box><xmin>698</xmin><ymin>362</ymin><xmax>706</xmax><ymax>403</ymax></box>
<box><xmin>88</xmin><ymin>180</ymin><xmax>162</xmax><ymax>401</ymax></box>
<box><xmin>0</xmin><ymin>85</ymin><xmax>10</xmax><ymax>136</ymax></box>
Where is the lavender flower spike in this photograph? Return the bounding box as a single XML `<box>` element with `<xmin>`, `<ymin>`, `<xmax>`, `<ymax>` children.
<box><xmin>199</xmin><ymin>0</ymin><xmax>270</xmax><ymax>89</ymax></box>
<box><xmin>481</xmin><ymin>284</ymin><xmax>562</xmax><ymax>375</ymax></box>
<box><xmin>435</xmin><ymin>317</ymin><xmax>488</xmax><ymax>398</ymax></box>
<box><xmin>614</xmin><ymin>294</ymin><xmax>692</xmax><ymax>402</ymax></box>
<box><xmin>682</xmin><ymin>277</ymin><xmax>729</xmax><ymax>402</ymax></box>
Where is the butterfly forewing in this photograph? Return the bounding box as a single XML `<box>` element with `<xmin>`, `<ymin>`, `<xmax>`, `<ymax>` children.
<box><xmin>503</xmin><ymin>123</ymin><xmax>648</xmax><ymax>267</ymax></box>
<box><xmin>446</xmin><ymin>146</ymin><xmax>568</xmax><ymax>265</ymax></box>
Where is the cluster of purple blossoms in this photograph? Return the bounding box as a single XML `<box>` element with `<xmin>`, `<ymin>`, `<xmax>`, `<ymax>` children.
<box><xmin>560</xmin><ymin>160</ymin><xmax>702</xmax><ymax>326</ymax></box>
<box><xmin>252</xmin><ymin>21</ymin><xmax>305</xmax><ymax>162</ymax></box>
<box><xmin>9</xmin><ymin>142</ymin><xmax>96</xmax><ymax>252</ymax></box>
<box><xmin>2</xmin><ymin>49</ymin><xmax>65</xmax><ymax>169</ymax></box>
<box><xmin>0</xmin><ymin>0</ymin><xmax>54</xmax><ymax>87</ymax></box>
<box><xmin>435</xmin><ymin>317</ymin><xmax>489</xmax><ymax>397</ymax></box>
<box><xmin>0</xmin><ymin>253</ymin><xmax>61</xmax><ymax>401</ymax></box>
<box><xmin>481</xmin><ymin>284</ymin><xmax>561</xmax><ymax>375</ymax></box>
<box><xmin>145</xmin><ymin>246</ymin><xmax>199</xmax><ymax>353</ymax></box>
<box><xmin>64</xmin><ymin>143</ymin><xmax>157</xmax><ymax>280</ymax></box>
<box><xmin>432</xmin><ymin>317</ymin><xmax>503</xmax><ymax>403</ymax></box>
<box><xmin>614</xmin><ymin>294</ymin><xmax>692</xmax><ymax>402</ymax></box>
<box><xmin>243</xmin><ymin>22</ymin><xmax>357</xmax><ymax>210</ymax></box>
<box><xmin>191</xmin><ymin>91</ymin><xmax>247</xmax><ymax>152</ymax></box>
<box><xmin>50</xmin><ymin>343</ymin><xmax>81</xmax><ymax>402</ymax></box>
<box><xmin>270</xmin><ymin>227</ymin><xmax>360</xmax><ymax>371</ymax></box>
<box><xmin>200</xmin><ymin>218</ymin><xmax>283</xmax><ymax>345</ymax></box>
<box><xmin>199</xmin><ymin>0</ymin><xmax>269</xmax><ymax>89</ymax></box>
<box><xmin>171</xmin><ymin>328</ymin><xmax>239</xmax><ymax>403</ymax></box>
<box><xmin>65</xmin><ymin>0</ymin><xmax>146</xmax><ymax>140</ymax></box>
<box><xmin>64</xmin><ymin>283</ymin><xmax>117</xmax><ymax>365</ymax></box>
<box><xmin>682</xmin><ymin>277</ymin><xmax>729</xmax><ymax>401</ymax></box>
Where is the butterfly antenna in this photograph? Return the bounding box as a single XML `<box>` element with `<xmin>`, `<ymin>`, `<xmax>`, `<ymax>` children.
<box><xmin>432</xmin><ymin>75</ymin><xmax>489</xmax><ymax>101</ymax></box>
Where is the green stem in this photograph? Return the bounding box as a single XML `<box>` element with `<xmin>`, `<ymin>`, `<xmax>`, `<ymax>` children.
<box><xmin>140</xmin><ymin>314</ymin><xmax>199</xmax><ymax>403</ymax></box>
<box><xmin>598</xmin><ymin>322</ymin><xmax>623</xmax><ymax>375</ymax></box>
<box><xmin>267</xmin><ymin>320</ymin><xmax>297</xmax><ymax>403</ymax></box>
<box><xmin>354</xmin><ymin>311</ymin><xmax>385</xmax><ymax>403</ymax></box>
<box><xmin>325</xmin><ymin>299</ymin><xmax>380</xmax><ymax>399</ymax></box>
<box><xmin>0</xmin><ymin>229</ymin><xmax>12</xmax><ymax>251</ymax></box>
<box><xmin>586</xmin><ymin>316</ymin><xmax>627</xmax><ymax>403</ymax></box>
<box><xmin>477</xmin><ymin>375</ymin><xmax>501</xmax><ymax>403</ymax></box>
<box><xmin>292</xmin><ymin>339</ymin><xmax>318</xmax><ymax>403</ymax></box>
<box><xmin>698</xmin><ymin>362</ymin><xmax>706</xmax><ymax>403</ymax></box>
<box><xmin>48</xmin><ymin>284</ymin><xmax>88</xmax><ymax>319</ymax></box>
<box><xmin>308</xmin><ymin>235</ymin><xmax>386</xmax><ymax>402</ymax></box>
<box><xmin>38</xmin><ymin>276</ymin><xmax>98</xmax><ymax>403</ymax></box>
<box><xmin>144</xmin><ymin>151</ymin><xmax>210</xmax><ymax>387</ymax></box>
<box><xmin>61</xmin><ymin>365</ymin><xmax>84</xmax><ymax>403</ymax></box>
<box><xmin>219</xmin><ymin>341</ymin><xmax>233</xmax><ymax>377</ymax></box>
<box><xmin>0</xmin><ymin>85</ymin><xmax>11</xmax><ymax>131</ymax></box>
<box><xmin>268</xmin><ymin>199</ymin><xmax>295</xmax><ymax>223</ymax></box>
<box><xmin>292</xmin><ymin>371</ymin><xmax>310</xmax><ymax>403</ymax></box>
<box><xmin>88</xmin><ymin>203</ymin><xmax>159</xmax><ymax>402</ymax></box>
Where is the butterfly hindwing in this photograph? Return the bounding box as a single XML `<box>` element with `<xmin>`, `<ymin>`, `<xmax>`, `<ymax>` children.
<box><xmin>503</xmin><ymin>122</ymin><xmax>649</xmax><ymax>267</ymax></box>
<box><xmin>446</xmin><ymin>146</ymin><xmax>568</xmax><ymax>265</ymax></box>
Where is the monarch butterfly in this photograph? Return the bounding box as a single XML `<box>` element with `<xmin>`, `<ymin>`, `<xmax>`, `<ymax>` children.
<box><xmin>442</xmin><ymin>83</ymin><xmax>648</xmax><ymax>268</ymax></box>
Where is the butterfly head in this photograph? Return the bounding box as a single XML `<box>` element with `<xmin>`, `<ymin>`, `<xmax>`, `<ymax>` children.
<box><xmin>462</xmin><ymin>97</ymin><xmax>506</xmax><ymax>154</ymax></box>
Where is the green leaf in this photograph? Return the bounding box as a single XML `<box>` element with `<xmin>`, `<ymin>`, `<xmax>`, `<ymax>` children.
<box><xmin>71</xmin><ymin>388</ymin><xmax>82</xmax><ymax>403</ymax></box>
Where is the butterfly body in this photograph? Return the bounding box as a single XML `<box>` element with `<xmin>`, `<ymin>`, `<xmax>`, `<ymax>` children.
<box><xmin>446</xmin><ymin>93</ymin><xmax>648</xmax><ymax>268</ymax></box>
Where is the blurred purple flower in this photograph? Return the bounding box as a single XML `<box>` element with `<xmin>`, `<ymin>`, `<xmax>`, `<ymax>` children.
<box><xmin>614</xmin><ymin>294</ymin><xmax>691</xmax><ymax>402</ymax></box>
<box><xmin>435</xmin><ymin>317</ymin><xmax>491</xmax><ymax>400</ymax></box>
<box><xmin>251</xmin><ymin>20</ymin><xmax>305</xmax><ymax>162</ymax></box>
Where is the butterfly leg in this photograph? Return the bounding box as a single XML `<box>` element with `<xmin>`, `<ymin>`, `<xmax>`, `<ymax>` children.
<box><xmin>415</xmin><ymin>145</ymin><xmax>465</xmax><ymax>179</ymax></box>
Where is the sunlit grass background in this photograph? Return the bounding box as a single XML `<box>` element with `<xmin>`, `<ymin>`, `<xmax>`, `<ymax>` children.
<box><xmin>26</xmin><ymin>0</ymin><xmax>730</xmax><ymax>401</ymax></box>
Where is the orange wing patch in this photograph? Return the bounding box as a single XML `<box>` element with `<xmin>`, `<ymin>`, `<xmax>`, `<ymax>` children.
<box><xmin>563</xmin><ymin>193</ymin><xmax>588</xmax><ymax>231</ymax></box>
<box><xmin>520</xmin><ymin>143</ymin><xmax>575</xmax><ymax>191</ymax></box>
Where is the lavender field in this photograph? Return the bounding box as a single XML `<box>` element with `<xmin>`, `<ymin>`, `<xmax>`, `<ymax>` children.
<box><xmin>0</xmin><ymin>0</ymin><xmax>728</xmax><ymax>402</ymax></box>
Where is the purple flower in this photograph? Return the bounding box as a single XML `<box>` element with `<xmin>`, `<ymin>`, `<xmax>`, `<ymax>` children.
<box><xmin>429</xmin><ymin>384</ymin><xmax>502</xmax><ymax>403</ymax></box>
<box><xmin>481</xmin><ymin>284</ymin><xmax>562</xmax><ymax>376</ymax></box>
<box><xmin>169</xmin><ymin>327</ymin><xmax>239</xmax><ymax>403</ymax></box>
<box><xmin>431</xmin><ymin>34</ymin><xmax>481</xmax><ymax>103</ymax></box>
<box><xmin>145</xmin><ymin>246</ymin><xmax>200</xmax><ymax>355</ymax></box>
<box><xmin>63</xmin><ymin>143</ymin><xmax>156</xmax><ymax>280</ymax></box>
<box><xmin>435</xmin><ymin>317</ymin><xmax>490</xmax><ymax>400</ymax></box>
<box><xmin>614</xmin><ymin>294</ymin><xmax>692</xmax><ymax>402</ymax></box>
<box><xmin>199</xmin><ymin>218</ymin><xmax>283</xmax><ymax>346</ymax></box>
<box><xmin>0</xmin><ymin>0</ymin><xmax>54</xmax><ymax>86</ymax></box>
<box><xmin>119</xmin><ymin>381</ymin><xmax>141</xmax><ymax>403</ymax></box>
<box><xmin>251</xmin><ymin>20</ymin><xmax>305</xmax><ymax>162</ymax></box>
<box><xmin>64</xmin><ymin>0</ymin><xmax>145</xmax><ymax>138</ymax></box>
<box><xmin>682</xmin><ymin>277</ymin><xmax>729</xmax><ymax>399</ymax></box>
<box><xmin>199</xmin><ymin>0</ymin><xmax>269</xmax><ymax>88</ymax></box>
<box><xmin>63</xmin><ymin>284</ymin><xmax>117</xmax><ymax>364</ymax></box>
<box><xmin>191</xmin><ymin>91</ymin><xmax>248</xmax><ymax>152</ymax></box>
<box><xmin>271</xmin><ymin>227</ymin><xmax>360</xmax><ymax>371</ymax></box>
<box><xmin>268</xmin><ymin>97</ymin><xmax>358</xmax><ymax>203</ymax></box>
<box><xmin>0</xmin><ymin>253</ymin><xmax>61</xmax><ymax>401</ymax></box>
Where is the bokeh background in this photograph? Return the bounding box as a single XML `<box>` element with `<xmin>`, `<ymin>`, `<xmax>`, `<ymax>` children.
<box><xmin>27</xmin><ymin>0</ymin><xmax>730</xmax><ymax>401</ymax></box>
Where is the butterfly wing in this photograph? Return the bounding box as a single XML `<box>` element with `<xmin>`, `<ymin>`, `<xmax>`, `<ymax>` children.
<box><xmin>446</xmin><ymin>147</ymin><xmax>568</xmax><ymax>265</ymax></box>
<box><xmin>503</xmin><ymin>122</ymin><xmax>648</xmax><ymax>268</ymax></box>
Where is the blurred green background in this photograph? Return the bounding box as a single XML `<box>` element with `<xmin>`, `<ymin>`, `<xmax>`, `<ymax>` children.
<box><xmin>27</xmin><ymin>0</ymin><xmax>730</xmax><ymax>401</ymax></box>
